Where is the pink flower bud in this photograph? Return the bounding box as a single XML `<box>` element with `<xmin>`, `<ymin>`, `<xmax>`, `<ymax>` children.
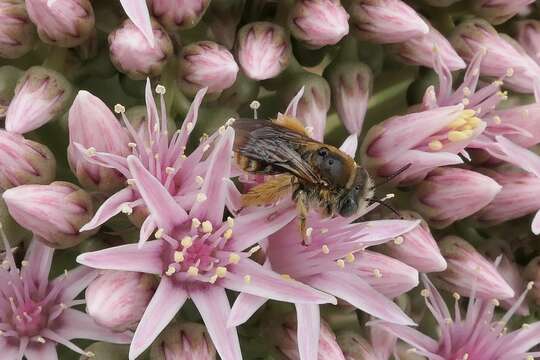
<box><xmin>472</xmin><ymin>0</ymin><xmax>534</xmax><ymax>25</ymax></box>
<box><xmin>236</xmin><ymin>22</ymin><xmax>291</xmax><ymax>80</ymax></box>
<box><xmin>2</xmin><ymin>181</ymin><xmax>96</xmax><ymax>248</ymax></box>
<box><xmin>178</xmin><ymin>40</ymin><xmax>239</xmax><ymax>96</ymax></box>
<box><xmin>326</xmin><ymin>61</ymin><xmax>372</xmax><ymax>135</ymax></box>
<box><xmin>5</xmin><ymin>66</ymin><xmax>73</xmax><ymax>134</ymax></box>
<box><xmin>150</xmin><ymin>321</ymin><xmax>217</xmax><ymax>360</ymax></box>
<box><xmin>436</xmin><ymin>236</ymin><xmax>515</xmax><ymax>300</ymax></box>
<box><xmin>288</xmin><ymin>0</ymin><xmax>349</xmax><ymax>48</ymax></box>
<box><xmin>26</xmin><ymin>0</ymin><xmax>95</xmax><ymax>47</ymax></box>
<box><xmin>109</xmin><ymin>19</ymin><xmax>173</xmax><ymax>80</ymax></box>
<box><xmin>383</xmin><ymin>211</ymin><xmax>447</xmax><ymax>273</ymax></box>
<box><xmin>0</xmin><ymin>196</ymin><xmax>30</xmax><ymax>249</ymax></box>
<box><xmin>487</xmin><ymin>102</ymin><xmax>540</xmax><ymax>148</ymax></box>
<box><xmin>0</xmin><ymin>0</ymin><xmax>35</xmax><ymax>59</ymax></box>
<box><xmin>524</xmin><ymin>256</ymin><xmax>540</xmax><ymax>306</ymax></box>
<box><xmin>517</xmin><ymin>20</ymin><xmax>540</xmax><ymax>65</ymax></box>
<box><xmin>0</xmin><ymin>130</ymin><xmax>55</xmax><ymax>190</ymax></box>
<box><xmin>350</xmin><ymin>0</ymin><xmax>429</xmax><ymax>44</ymax></box>
<box><xmin>390</xmin><ymin>25</ymin><xmax>466</xmax><ymax>71</ymax></box>
<box><xmin>68</xmin><ymin>90</ymin><xmax>129</xmax><ymax>193</ymax></box>
<box><xmin>148</xmin><ymin>0</ymin><xmax>210</xmax><ymax>32</ymax></box>
<box><xmin>206</xmin><ymin>0</ymin><xmax>245</xmax><ymax>49</ymax></box>
<box><xmin>86</xmin><ymin>270</ymin><xmax>156</xmax><ymax>332</ymax></box>
<box><xmin>451</xmin><ymin>19</ymin><xmax>540</xmax><ymax>93</ymax></box>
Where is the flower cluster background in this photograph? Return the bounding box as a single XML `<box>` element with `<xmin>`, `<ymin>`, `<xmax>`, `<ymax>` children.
<box><xmin>1</xmin><ymin>0</ymin><xmax>540</xmax><ymax>359</ymax></box>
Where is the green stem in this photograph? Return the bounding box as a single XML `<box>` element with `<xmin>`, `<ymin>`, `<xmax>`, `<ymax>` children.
<box><xmin>42</xmin><ymin>46</ymin><xmax>68</xmax><ymax>73</ymax></box>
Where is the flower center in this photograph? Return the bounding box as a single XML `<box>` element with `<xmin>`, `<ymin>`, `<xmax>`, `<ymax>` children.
<box><xmin>426</xmin><ymin>109</ymin><xmax>484</xmax><ymax>151</ymax></box>
<box><xmin>9</xmin><ymin>298</ymin><xmax>48</xmax><ymax>338</ymax></box>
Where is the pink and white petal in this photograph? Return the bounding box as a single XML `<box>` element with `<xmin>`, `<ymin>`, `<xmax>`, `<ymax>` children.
<box><xmin>76</xmin><ymin>240</ymin><xmax>164</xmax><ymax>274</ymax></box>
<box><xmin>369</xmin><ymin>321</ymin><xmax>440</xmax><ymax>355</ymax></box>
<box><xmin>495</xmin><ymin>136</ymin><xmax>540</xmax><ymax>177</ymax></box>
<box><xmin>370</xmin><ymin>325</ymin><xmax>396</xmax><ymax>360</ymax></box>
<box><xmin>119</xmin><ymin>0</ymin><xmax>155</xmax><ymax>46</ymax></box>
<box><xmin>139</xmin><ymin>215</ymin><xmax>156</xmax><ymax>248</ymax></box>
<box><xmin>228</xmin><ymin>204</ymin><xmax>297</xmax><ymax>251</ymax></box>
<box><xmin>228</xmin><ymin>292</ymin><xmax>268</xmax><ymax>327</ymax></box>
<box><xmin>0</xmin><ymin>339</ymin><xmax>19</xmax><ymax>360</ymax></box>
<box><xmin>339</xmin><ymin>134</ymin><xmax>358</xmax><ymax>158</ymax></box>
<box><xmin>80</xmin><ymin>187</ymin><xmax>135</xmax><ymax>232</ymax></box>
<box><xmin>532</xmin><ymin>209</ymin><xmax>540</xmax><ymax>235</ymax></box>
<box><xmin>296</xmin><ymin>303</ymin><xmax>320</xmax><ymax>360</ymax></box>
<box><xmin>24</xmin><ymin>343</ymin><xmax>58</xmax><ymax>360</ymax></box>
<box><xmin>127</xmin><ymin>155</ymin><xmax>188</xmax><ymax>232</ymax></box>
<box><xmin>23</xmin><ymin>238</ymin><xmax>54</xmax><ymax>288</ymax></box>
<box><xmin>285</xmin><ymin>87</ymin><xmax>305</xmax><ymax>118</ymax></box>
<box><xmin>174</xmin><ymin>87</ymin><xmax>207</xmax><ymax>152</ymax></box>
<box><xmin>222</xmin><ymin>258</ymin><xmax>336</xmax><ymax>304</ymax></box>
<box><xmin>53</xmin><ymin>266</ymin><xmax>98</xmax><ymax>302</ymax></box>
<box><xmin>129</xmin><ymin>277</ymin><xmax>188</xmax><ymax>360</ymax></box>
<box><xmin>226</xmin><ymin>179</ymin><xmax>242</xmax><ymax>215</ymax></box>
<box><xmin>307</xmin><ymin>272</ymin><xmax>414</xmax><ymax>325</ymax></box>
<box><xmin>190</xmin><ymin>286</ymin><xmax>242</xmax><ymax>360</ymax></box>
<box><xmin>56</xmin><ymin>308</ymin><xmax>131</xmax><ymax>343</ymax></box>
<box><xmin>502</xmin><ymin>322</ymin><xmax>540</xmax><ymax>352</ymax></box>
<box><xmin>190</xmin><ymin>128</ymin><xmax>234</xmax><ymax>224</ymax></box>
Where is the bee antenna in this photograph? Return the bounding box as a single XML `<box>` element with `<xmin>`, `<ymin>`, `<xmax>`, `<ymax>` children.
<box><xmin>371</xmin><ymin>163</ymin><xmax>412</xmax><ymax>189</ymax></box>
<box><xmin>367</xmin><ymin>197</ymin><xmax>402</xmax><ymax>219</ymax></box>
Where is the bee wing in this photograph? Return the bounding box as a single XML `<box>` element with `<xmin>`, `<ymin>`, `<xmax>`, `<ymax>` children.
<box><xmin>233</xmin><ymin>119</ymin><xmax>322</xmax><ymax>183</ymax></box>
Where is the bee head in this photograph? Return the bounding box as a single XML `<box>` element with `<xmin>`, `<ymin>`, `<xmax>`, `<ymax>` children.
<box><xmin>313</xmin><ymin>146</ymin><xmax>352</xmax><ymax>187</ymax></box>
<box><xmin>337</xmin><ymin>167</ymin><xmax>374</xmax><ymax>217</ymax></box>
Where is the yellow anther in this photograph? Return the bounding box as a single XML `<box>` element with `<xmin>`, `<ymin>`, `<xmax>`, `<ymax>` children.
<box><xmin>506</xmin><ymin>68</ymin><xmax>514</xmax><ymax>77</ymax></box>
<box><xmin>202</xmin><ymin>220</ymin><xmax>213</xmax><ymax>233</ymax></box>
<box><xmin>165</xmin><ymin>265</ymin><xmax>176</xmax><ymax>276</ymax></box>
<box><xmin>192</xmin><ymin>218</ymin><xmax>201</xmax><ymax>229</ymax></box>
<box><xmin>126</xmin><ymin>178</ymin><xmax>136</xmax><ymax>186</ymax></box>
<box><xmin>421</xmin><ymin>289</ymin><xmax>430</xmax><ymax>297</ymax></box>
<box><xmin>120</xmin><ymin>204</ymin><xmax>133</xmax><ymax>215</ymax></box>
<box><xmin>86</xmin><ymin>147</ymin><xmax>97</xmax><ymax>157</ymax></box>
<box><xmin>86</xmin><ymin>351</ymin><xmax>96</xmax><ymax>358</ymax></box>
<box><xmin>155</xmin><ymin>228</ymin><xmax>164</xmax><ymax>239</ymax></box>
<box><xmin>21</xmin><ymin>260</ymin><xmax>29</xmax><ymax>267</ymax></box>
<box><xmin>320</xmin><ymin>228</ymin><xmax>328</xmax><ymax>234</ymax></box>
<box><xmin>174</xmin><ymin>251</ymin><xmax>184</xmax><ymax>263</ymax></box>
<box><xmin>229</xmin><ymin>253</ymin><xmax>241</xmax><ymax>264</ymax></box>
<box><xmin>527</xmin><ymin>281</ymin><xmax>534</xmax><ymax>290</ymax></box>
<box><xmin>244</xmin><ymin>275</ymin><xmax>252</xmax><ymax>284</ymax></box>
<box><xmin>305</xmin><ymin>227</ymin><xmax>313</xmax><ymax>238</ymax></box>
<box><xmin>448</xmin><ymin>130</ymin><xmax>470</xmax><ymax>142</ymax></box>
<box><xmin>226</xmin><ymin>117</ymin><xmax>236</xmax><ymax>126</ymax></box>
<box><xmin>155</xmin><ymin>84</ymin><xmax>166</xmax><ymax>94</ymax></box>
<box><xmin>227</xmin><ymin>217</ymin><xmax>234</xmax><ymax>228</ymax></box>
<box><xmin>216</xmin><ymin>266</ymin><xmax>228</xmax><ymax>278</ymax></box>
<box><xmin>223</xmin><ymin>228</ymin><xmax>233</xmax><ymax>240</ymax></box>
<box><xmin>463</xmin><ymin>87</ymin><xmax>471</xmax><ymax>97</ymax></box>
<box><xmin>250</xmin><ymin>101</ymin><xmax>260</xmax><ymax>110</ymax></box>
<box><xmin>428</xmin><ymin>140</ymin><xmax>443</xmax><ymax>151</ymax></box>
<box><xmin>493</xmin><ymin>116</ymin><xmax>502</xmax><ymax>124</ymax></box>
<box><xmin>393</xmin><ymin>236</ymin><xmax>404</xmax><ymax>245</ymax></box>
<box><xmin>195</xmin><ymin>176</ymin><xmax>204</xmax><ymax>186</ymax></box>
<box><xmin>35</xmin><ymin>336</ymin><xmax>46</xmax><ymax>343</ymax></box>
<box><xmin>114</xmin><ymin>104</ymin><xmax>125</xmax><ymax>113</ymax></box>
<box><xmin>321</xmin><ymin>245</ymin><xmax>330</xmax><ymax>254</ymax></box>
<box><xmin>187</xmin><ymin>266</ymin><xmax>199</xmax><ymax>276</ymax></box>
<box><xmin>196</xmin><ymin>193</ymin><xmax>207</xmax><ymax>203</ymax></box>
<box><xmin>281</xmin><ymin>274</ymin><xmax>292</xmax><ymax>280</ymax></box>
<box><xmin>345</xmin><ymin>253</ymin><xmax>355</xmax><ymax>263</ymax></box>
<box><xmin>492</xmin><ymin>299</ymin><xmax>500</xmax><ymax>306</ymax></box>
<box><xmin>218</xmin><ymin>126</ymin><xmax>226</xmax><ymax>134</ymax></box>
<box><xmin>453</xmin><ymin>292</ymin><xmax>461</xmax><ymax>300</ymax></box>
<box><xmin>181</xmin><ymin>236</ymin><xmax>193</xmax><ymax>248</ymax></box>
<box><xmin>128</xmin><ymin>142</ymin><xmax>137</xmax><ymax>148</ymax></box>
<box><xmin>373</xmin><ymin>269</ymin><xmax>382</xmax><ymax>278</ymax></box>
<box><xmin>208</xmin><ymin>275</ymin><xmax>218</xmax><ymax>284</ymax></box>
<box><xmin>449</xmin><ymin>117</ymin><xmax>468</xmax><ymax>129</ymax></box>
<box><xmin>336</xmin><ymin>259</ymin><xmax>345</xmax><ymax>268</ymax></box>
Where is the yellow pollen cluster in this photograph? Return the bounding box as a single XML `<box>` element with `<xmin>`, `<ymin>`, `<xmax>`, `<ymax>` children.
<box><xmin>187</xmin><ymin>266</ymin><xmax>199</xmax><ymax>276</ymax></box>
<box><xmin>202</xmin><ymin>220</ymin><xmax>213</xmax><ymax>233</ymax></box>
<box><xmin>393</xmin><ymin>236</ymin><xmax>404</xmax><ymax>245</ymax></box>
<box><xmin>445</xmin><ymin>110</ymin><xmax>482</xmax><ymax>143</ymax></box>
<box><xmin>345</xmin><ymin>253</ymin><xmax>355</xmax><ymax>263</ymax></box>
<box><xmin>216</xmin><ymin>266</ymin><xmax>227</xmax><ymax>278</ymax></box>
<box><xmin>154</xmin><ymin>228</ymin><xmax>164</xmax><ymax>239</ymax></box>
<box><xmin>195</xmin><ymin>176</ymin><xmax>204</xmax><ymax>186</ymax></box>
<box><xmin>281</xmin><ymin>274</ymin><xmax>292</xmax><ymax>281</ymax></box>
<box><xmin>229</xmin><ymin>253</ymin><xmax>241</xmax><ymax>264</ymax></box>
<box><xmin>243</xmin><ymin>275</ymin><xmax>252</xmax><ymax>284</ymax></box>
<box><xmin>336</xmin><ymin>259</ymin><xmax>345</xmax><ymax>268</ymax></box>
<box><xmin>174</xmin><ymin>251</ymin><xmax>184</xmax><ymax>263</ymax></box>
<box><xmin>224</xmin><ymin>228</ymin><xmax>233</xmax><ymax>240</ymax></box>
<box><xmin>196</xmin><ymin>193</ymin><xmax>207</xmax><ymax>203</ymax></box>
<box><xmin>181</xmin><ymin>236</ymin><xmax>193</xmax><ymax>248</ymax></box>
<box><xmin>192</xmin><ymin>218</ymin><xmax>201</xmax><ymax>229</ymax></box>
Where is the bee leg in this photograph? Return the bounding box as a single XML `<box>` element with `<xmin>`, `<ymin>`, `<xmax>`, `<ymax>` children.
<box><xmin>296</xmin><ymin>191</ymin><xmax>310</xmax><ymax>246</ymax></box>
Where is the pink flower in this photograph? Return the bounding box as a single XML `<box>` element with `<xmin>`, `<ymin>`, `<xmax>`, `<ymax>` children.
<box><xmin>517</xmin><ymin>20</ymin><xmax>540</xmax><ymax>64</ymax></box>
<box><xmin>451</xmin><ymin>18</ymin><xmax>540</xmax><ymax>93</ymax></box>
<box><xmin>337</xmin><ymin>327</ymin><xmax>396</xmax><ymax>360</ymax></box>
<box><xmin>0</xmin><ymin>234</ymin><xmax>131</xmax><ymax>359</ymax></box>
<box><xmin>77</xmin><ymin>129</ymin><xmax>335</xmax><ymax>360</ymax></box>
<box><xmin>119</xmin><ymin>0</ymin><xmax>155</xmax><ymax>46</ymax></box>
<box><xmin>236</xmin><ymin>22</ymin><xmax>291</xmax><ymax>81</ymax></box>
<box><xmin>108</xmin><ymin>19</ymin><xmax>173</xmax><ymax>80</ymax></box>
<box><xmin>5</xmin><ymin>66</ymin><xmax>73</xmax><ymax>134</ymax></box>
<box><xmin>150</xmin><ymin>321</ymin><xmax>216</xmax><ymax>360</ymax></box>
<box><xmin>148</xmin><ymin>0</ymin><xmax>210</xmax><ymax>32</ymax></box>
<box><xmin>288</xmin><ymin>0</ymin><xmax>349</xmax><ymax>48</ymax></box>
<box><xmin>373</xmin><ymin>274</ymin><xmax>538</xmax><ymax>360</ymax></box>
<box><xmin>472</xmin><ymin>0</ymin><xmax>534</xmax><ymax>25</ymax></box>
<box><xmin>25</xmin><ymin>0</ymin><xmax>95</xmax><ymax>47</ymax></box>
<box><xmin>0</xmin><ymin>0</ymin><xmax>35</xmax><ymax>59</ymax></box>
<box><xmin>350</xmin><ymin>0</ymin><xmax>429</xmax><ymax>44</ymax></box>
<box><xmin>0</xmin><ymin>130</ymin><xmax>56</xmax><ymax>190</ymax></box>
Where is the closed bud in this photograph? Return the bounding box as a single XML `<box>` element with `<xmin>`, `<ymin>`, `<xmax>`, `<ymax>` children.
<box><xmin>288</xmin><ymin>0</ymin><xmax>349</xmax><ymax>48</ymax></box>
<box><xmin>150</xmin><ymin>321</ymin><xmax>217</xmax><ymax>360</ymax></box>
<box><xmin>390</xmin><ymin>25</ymin><xmax>466</xmax><ymax>71</ymax></box>
<box><xmin>80</xmin><ymin>343</ymin><xmax>129</xmax><ymax>360</ymax></box>
<box><xmin>86</xmin><ymin>271</ymin><xmax>156</xmax><ymax>332</ymax></box>
<box><xmin>148</xmin><ymin>0</ymin><xmax>210</xmax><ymax>32</ymax></box>
<box><xmin>0</xmin><ymin>197</ymin><xmax>30</xmax><ymax>250</ymax></box>
<box><xmin>2</xmin><ymin>181</ymin><xmax>96</xmax><ymax>248</ymax></box>
<box><xmin>436</xmin><ymin>236</ymin><xmax>514</xmax><ymax>300</ymax></box>
<box><xmin>68</xmin><ymin>90</ymin><xmax>129</xmax><ymax>193</ymax></box>
<box><xmin>0</xmin><ymin>0</ymin><xmax>35</xmax><ymax>58</ymax></box>
<box><xmin>26</xmin><ymin>0</ymin><xmax>95</xmax><ymax>47</ymax></box>
<box><xmin>524</xmin><ymin>257</ymin><xmax>540</xmax><ymax>306</ymax></box>
<box><xmin>236</xmin><ymin>22</ymin><xmax>291</xmax><ymax>81</ymax></box>
<box><xmin>0</xmin><ymin>130</ymin><xmax>55</xmax><ymax>190</ymax></box>
<box><xmin>206</xmin><ymin>0</ymin><xmax>245</xmax><ymax>49</ymax></box>
<box><xmin>109</xmin><ymin>19</ymin><xmax>173</xmax><ymax>80</ymax></box>
<box><xmin>336</xmin><ymin>331</ymin><xmax>383</xmax><ymax>360</ymax></box>
<box><xmin>412</xmin><ymin>168</ymin><xmax>501</xmax><ymax>228</ymax></box>
<box><xmin>5</xmin><ymin>66</ymin><xmax>73</xmax><ymax>134</ymax></box>
<box><xmin>178</xmin><ymin>40</ymin><xmax>239</xmax><ymax>97</ymax></box>
<box><xmin>451</xmin><ymin>19</ymin><xmax>540</xmax><ymax>93</ymax></box>
<box><xmin>517</xmin><ymin>20</ymin><xmax>540</xmax><ymax>65</ymax></box>
<box><xmin>325</xmin><ymin>61</ymin><xmax>372</xmax><ymax>135</ymax></box>
<box><xmin>472</xmin><ymin>0</ymin><xmax>534</xmax><ymax>25</ymax></box>
<box><xmin>497</xmin><ymin>254</ymin><xmax>529</xmax><ymax>315</ymax></box>
<box><xmin>383</xmin><ymin>211</ymin><xmax>447</xmax><ymax>273</ymax></box>
<box><xmin>350</xmin><ymin>0</ymin><xmax>429</xmax><ymax>44</ymax></box>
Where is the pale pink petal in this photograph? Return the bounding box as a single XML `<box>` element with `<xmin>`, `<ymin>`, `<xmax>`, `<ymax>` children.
<box><xmin>127</xmin><ymin>155</ymin><xmax>188</xmax><ymax>232</ymax></box>
<box><xmin>370</xmin><ymin>325</ymin><xmax>396</xmax><ymax>360</ymax></box>
<box><xmin>495</xmin><ymin>136</ymin><xmax>540</xmax><ymax>177</ymax></box>
<box><xmin>0</xmin><ymin>339</ymin><xmax>19</xmax><ymax>360</ymax></box>
<box><xmin>339</xmin><ymin>134</ymin><xmax>358</xmax><ymax>158</ymax></box>
<box><xmin>190</xmin><ymin>128</ymin><xmax>233</xmax><ymax>224</ymax></box>
<box><xmin>369</xmin><ymin>321</ymin><xmax>440</xmax><ymax>355</ymax></box>
<box><xmin>226</xmin><ymin>178</ymin><xmax>242</xmax><ymax>214</ymax></box>
<box><xmin>173</xmin><ymin>87</ymin><xmax>207</xmax><ymax>154</ymax></box>
<box><xmin>56</xmin><ymin>308</ymin><xmax>132</xmax><ymax>343</ymax></box>
<box><xmin>23</xmin><ymin>238</ymin><xmax>54</xmax><ymax>288</ymax></box>
<box><xmin>503</xmin><ymin>322</ymin><xmax>540</xmax><ymax>352</ymax></box>
<box><xmin>222</xmin><ymin>258</ymin><xmax>335</xmax><ymax>304</ymax></box>
<box><xmin>190</xmin><ymin>286</ymin><xmax>242</xmax><ymax>360</ymax></box>
<box><xmin>53</xmin><ymin>266</ymin><xmax>98</xmax><ymax>302</ymax></box>
<box><xmin>227</xmin><ymin>293</ymin><xmax>268</xmax><ymax>327</ymax></box>
<box><xmin>77</xmin><ymin>240</ymin><xmax>164</xmax><ymax>274</ymax></box>
<box><xmin>139</xmin><ymin>215</ymin><xmax>156</xmax><ymax>248</ymax></box>
<box><xmin>285</xmin><ymin>87</ymin><xmax>305</xmax><ymax>118</ymax></box>
<box><xmin>24</xmin><ymin>343</ymin><xmax>58</xmax><ymax>360</ymax></box>
<box><xmin>228</xmin><ymin>205</ymin><xmax>297</xmax><ymax>251</ymax></box>
<box><xmin>308</xmin><ymin>272</ymin><xmax>414</xmax><ymax>325</ymax></box>
<box><xmin>532</xmin><ymin>209</ymin><xmax>540</xmax><ymax>235</ymax></box>
<box><xmin>119</xmin><ymin>0</ymin><xmax>155</xmax><ymax>46</ymax></box>
<box><xmin>129</xmin><ymin>277</ymin><xmax>188</xmax><ymax>360</ymax></box>
<box><xmin>80</xmin><ymin>187</ymin><xmax>135</xmax><ymax>232</ymax></box>
<box><xmin>296</xmin><ymin>303</ymin><xmax>320</xmax><ymax>360</ymax></box>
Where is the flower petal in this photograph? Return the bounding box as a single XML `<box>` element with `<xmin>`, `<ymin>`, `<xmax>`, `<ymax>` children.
<box><xmin>0</xmin><ymin>339</ymin><xmax>19</xmax><ymax>360</ymax></box>
<box><xmin>285</xmin><ymin>87</ymin><xmax>305</xmax><ymax>118</ymax></box>
<box><xmin>503</xmin><ymin>322</ymin><xmax>540</xmax><ymax>353</ymax></box>
<box><xmin>24</xmin><ymin>343</ymin><xmax>58</xmax><ymax>360</ymax></box>
<box><xmin>227</xmin><ymin>293</ymin><xmax>268</xmax><ymax>327</ymax></box>
<box><xmin>127</xmin><ymin>155</ymin><xmax>188</xmax><ymax>232</ymax></box>
<box><xmin>222</xmin><ymin>257</ymin><xmax>336</xmax><ymax>304</ymax></box>
<box><xmin>80</xmin><ymin>187</ymin><xmax>135</xmax><ymax>232</ymax></box>
<box><xmin>190</xmin><ymin>286</ymin><xmax>242</xmax><ymax>360</ymax></box>
<box><xmin>532</xmin><ymin>209</ymin><xmax>540</xmax><ymax>235</ymax></box>
<box><xmin>56</xmin><ymin>308</ymin><xmax>131</xmax><ymax>343</ymax></box>
<box><xmin>339</xmin><ymin>134</ymin><xmax>358</xmax><ymax>158</ymax></box>
<box><xmin>129</xmin><ymin>277</ymin><xmax>188</xmax><ymax>360</ymax></box>
<box><xmin>308</xmin><ymin>271</ymin><xmax>414</xmax><ymax>325</ymax></box>
<box><xmin>369</xmin><ymin>320</ymin><xmax>440</xmax><ymax>355</ymax></box>
<box><xmin>139</xmin><ymin>215</ymin><xmax>157</xmax><ymax>248</ymax></box>
<box><xmin>53</xmin><ymin>266</ymin><xmax>98</xmax><ymax>302</ymax></box>
<box><xmin>77</xmin><ymin>240</ymin><xmax>164</xmax><ymax>274</ymax></box>
<box><xmin>23</xmin><ymin>238</ymin><xmax>54</xmax><ymax>289</ymax></box>
<box><xmin>296</xmin><ymin>303</ymin><xmax>320</xmax><ymax>360</ymax></box>
<box><xmin>495</xmin><ymin>136</ymin><xmax>540</xmax><ymax>177</ymax></box>
<box><xmin>119</xmin><ymin>0</ymin><xmax>155</xmax><ymax>46</ymax></box>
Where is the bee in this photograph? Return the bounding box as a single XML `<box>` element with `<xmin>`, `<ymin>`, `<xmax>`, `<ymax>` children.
<box><xmin>233</xmin><ymin>115</ymin><xmax>377</xmax><ymax>244</ymax></box>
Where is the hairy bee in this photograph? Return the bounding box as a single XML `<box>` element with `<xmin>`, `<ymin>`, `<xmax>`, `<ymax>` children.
<box><xmin>233</xmin><ymin>116</ymin><xmax>375</xmax><ymax>244</ymax></box>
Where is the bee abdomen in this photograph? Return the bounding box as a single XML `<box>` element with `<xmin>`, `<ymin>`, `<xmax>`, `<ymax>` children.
<box><xmin>235</xmin><ymin>153</ymin><xmax>267</xmax><ymax>173</ymax></box>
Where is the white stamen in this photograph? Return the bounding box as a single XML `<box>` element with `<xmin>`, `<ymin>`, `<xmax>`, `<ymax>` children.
<box><xmin>201</xmin><ymin>220</ymin><xmax>213</xmax><ymax>233</ymax></box>
<box><xmin>155</xmin><ymin>228</ymin><xmax>164</xmax><ymax>239</ymax></box>
<box><xmin>155</xmin><ymin>84</ymin><xmax>166</xmax><ymax>94</ymax></box>
<box><xmin>114</xmin><ymin>104</ymin><xmax>125</xmax><ymax>114</ymax></box>
<box><xmin>196</xmin><ymin>193</ymin><xmax>207</xmax><ymax>203</ymax></box>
